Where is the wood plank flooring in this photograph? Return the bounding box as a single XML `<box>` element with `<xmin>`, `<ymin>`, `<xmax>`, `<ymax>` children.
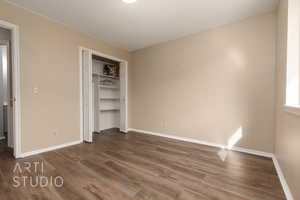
<box><xmin>0</xmin><ymin>131</ymin><xmax>286</xmax><ymax>200</ymax></box>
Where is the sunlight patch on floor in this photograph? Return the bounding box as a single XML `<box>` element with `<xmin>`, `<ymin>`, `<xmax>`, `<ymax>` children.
<box><xmin>218</xmin><ymin>127</ymin><xmax>243</xmax><ymax>161</ymax></box>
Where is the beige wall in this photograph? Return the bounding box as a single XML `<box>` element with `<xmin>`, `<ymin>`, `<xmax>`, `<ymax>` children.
<box><xmin>0</xmin><ymin>1</ymin><xmax>131</xmax><ymax>153</ymax></box>
<box><xmin>131</xmin><ymin>12</ymin><xmax>277</xmax><ymax>153</ymax></box>
<box><xmin>0</xmin><ymin>26</ymin><xmax>10</xmax><ymax>40</ymax></box>
<box><xmin>275</xmin><ymin>0</ymin><xmax>300</xmax><ymax>199</ymax></box>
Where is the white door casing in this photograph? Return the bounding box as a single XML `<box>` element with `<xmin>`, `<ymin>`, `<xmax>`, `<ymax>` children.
<box><xmin>120</xmin><ymin>62</ymin><xmax>128</xmax><ymax>133</ymax></box>
<box><xmin>82</xmin><ymin>49</ymin><xmax>93</xmax><ymax>142</ymax></box>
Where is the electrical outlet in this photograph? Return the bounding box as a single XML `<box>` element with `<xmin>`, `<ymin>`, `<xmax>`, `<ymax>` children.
<box><xmin>33</xmin><ymin>87</ymin><xmax>39</xmax><ymax>94</ymax></box>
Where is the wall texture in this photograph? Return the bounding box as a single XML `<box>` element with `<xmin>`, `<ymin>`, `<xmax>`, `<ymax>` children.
<box><xmin>275</xmin><ymin>0</ymin><xmax>300</xmax><ymax>199</ymax></box>
<box><xmin>0</xmin><ymin>1</ymin><xmax>131</xmax><ymax>153</ymax></box>
<box><xmin>131</xmin><ymin>12</ymin><xmax>277</xmax><ymax>153</ymax></box>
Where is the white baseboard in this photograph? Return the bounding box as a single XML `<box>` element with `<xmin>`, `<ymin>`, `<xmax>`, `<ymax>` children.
<box><xmin>18</xmin><ymin>140</ymin><xmax>82</xmax><ymax>158</ymax></box>
<box><xmin>128</xmin><ymin>128</ymin><xmax>294</xmax><ymax>199</ymax></box>
<box><xmin>230</xmin><ymin>146</ymin><xmax>273</xmax><ymax>158</ymax></box>
<box><xmin>272</xmin><ymin>156</ymin><xmax>294</xmax><ymax>200</ymax></box>
<box><xmin>128</xmin><ymin>128</ymin><xmax>273</xmax><ymax>158</ymax></box>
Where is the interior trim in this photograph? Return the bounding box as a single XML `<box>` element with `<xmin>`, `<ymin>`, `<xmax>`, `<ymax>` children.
<box><xmin>17</xmin><ymin>140</ymin><xmax>82</xmax><ymax>158</ymax></box>
<box><xmin>272</xmin><ymin>156</ymin><xmax>295</xmax><ymax>200</ymax></box>
<box><xmin>283</xmin><ymin>105</ymin><xmax>300</xmax><ymax>117</ymax></box>
<box><xmin>128</xmin><ymin>128</ymin><xmax>273</xmax><ymax>157</ymax></box>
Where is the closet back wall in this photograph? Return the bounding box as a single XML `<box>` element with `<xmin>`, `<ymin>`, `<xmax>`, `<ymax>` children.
<box><xmin>0</xmin><ymin>1</ymin><xmax>131</xmax><ymax>154</ymax></box>
<box><xmin>131</xmin><ymin>12</ymin><xmax>276</xmax><ymax>152</ymax></box>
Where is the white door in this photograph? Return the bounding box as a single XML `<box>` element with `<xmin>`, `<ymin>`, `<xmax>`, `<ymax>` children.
<box><xmin>120</xmin><ymin>62</ymin><xmax>127</xmax><ymax>132</ymax></box>
<box><xmin>82</xmin><ymin>49</ymin><xmax>93</xmax><ymax>142</ymax></box>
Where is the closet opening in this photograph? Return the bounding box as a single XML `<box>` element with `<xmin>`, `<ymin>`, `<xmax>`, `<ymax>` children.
<box><xmin>80</xmin><ymin>47</ymin><xmax>128</xmax><ymax>143</ymax></box>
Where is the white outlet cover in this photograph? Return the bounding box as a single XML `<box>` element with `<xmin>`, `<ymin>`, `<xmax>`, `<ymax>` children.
<box><xmin>33</xmin><ymin>87</ymin><xmax>38</xmax><ymax>94</ymax></box>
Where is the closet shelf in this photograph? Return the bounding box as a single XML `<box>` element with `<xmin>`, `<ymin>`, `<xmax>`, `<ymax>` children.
<box><xmin>100</xmin><ymin>108</ymin><xmax>120</xmax><ymax>112</ymax></box>
<box><xmin>99</xmin><ymin>85</ymin><xmax>120</xmax><ymax>89</ymax></box>
<box><xmin>100</xmin><ymin>98</ymin><xmax>120</xmax><ymax>100</ymax></box>
<box><xmin>93</xmin><ymin>73</ymin><xmax>119</xmax><ymax>80</ymax></box>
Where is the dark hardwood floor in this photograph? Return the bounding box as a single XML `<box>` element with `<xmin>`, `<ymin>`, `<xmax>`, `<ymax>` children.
<box><xmin>0</xmin><ymin>138</ymin><xmax>11</xmax><ymax>154</ymax></box>
<box><xmin>0</xmin><ymin>131</ymin><xmax>286</xmax><ymax>200</ymax></box>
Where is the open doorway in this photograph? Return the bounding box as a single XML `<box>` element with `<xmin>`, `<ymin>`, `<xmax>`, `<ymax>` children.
<box><xmin>79</xmin><ymin>47</ymin><xmax>128</xmax><ymax>143</ymax></box>
<box><xmin>0</xmin><ymin>20</ymin><xmax>21</xmax><ymax>158</ymax></box>
<box><xmin>0</xmin><ymin>27</ymin><xmax>13</xmax><ymax>155</ymax></box>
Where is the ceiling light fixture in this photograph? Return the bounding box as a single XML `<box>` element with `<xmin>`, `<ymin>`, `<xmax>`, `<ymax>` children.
<box><xmin>122</xmin><ymin>0</ymin><xmax>137</xmax><ymax>4</ymax></box>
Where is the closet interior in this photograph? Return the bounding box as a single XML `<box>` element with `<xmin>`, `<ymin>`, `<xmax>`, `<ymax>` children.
<box><xmin>92</xmin><ymin>55</ymin><xmax>121</xmax><ymax>133</ymax></box>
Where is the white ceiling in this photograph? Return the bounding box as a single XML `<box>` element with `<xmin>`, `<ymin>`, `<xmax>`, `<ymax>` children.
<box><xmin>6</xmin><ymin>0</ymin><xmax>278</xmax><ymax>51</ymax></box>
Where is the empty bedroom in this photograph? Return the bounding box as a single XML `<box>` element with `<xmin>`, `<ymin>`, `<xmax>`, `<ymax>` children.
<box><xmin>0</xmin><ymin>0</ymin><xmax>299</xmax><ymax>199</ymax></box>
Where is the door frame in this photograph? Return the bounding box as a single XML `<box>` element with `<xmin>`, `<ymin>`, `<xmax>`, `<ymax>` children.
<box><xmin>79</xmin><ymin>47</ymin><xmax>93</xmax><ymax>142</ymax></box>
<box><xmin>79</xmin><ymin>46</ymin><xmax>128</xmax><ymax>142</ymax></box>
<box><xmin>0</xmin><ymin>19</ymin><xmax>22</xmax><ymax>158</ymax></box>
